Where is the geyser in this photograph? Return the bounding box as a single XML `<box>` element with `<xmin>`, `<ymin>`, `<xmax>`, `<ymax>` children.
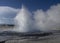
<box><xmin>14</xmin><ymin>5</ymin><xmax>32</xmax><ymax>32</ymax></box>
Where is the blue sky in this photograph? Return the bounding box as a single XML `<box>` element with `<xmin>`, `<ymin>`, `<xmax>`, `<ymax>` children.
<box><xmin>0</xmin><ymin>0</ymin><xmax>60</xmax><ymax>11</ymax></box>
<box><xmin>21</xmin><ymin>0</ymin><xmax>60</xmax><ymax>11</ymax></box>
<box><xmin>0</xmin><ymin>0</ymin><xmax>60</xmax><ymax>25</ymax></box>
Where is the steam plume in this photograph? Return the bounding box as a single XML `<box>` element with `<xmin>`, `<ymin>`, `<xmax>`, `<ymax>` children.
<box><xmin>34</xmin><ymin>4</ymin><xmax>60</xmax><ymax>31</ymax></box>
<box><xmin>14</xmin><ymin>5</ymin><xmax>33</xmax><ymax>32</ymax></box>
<box><xmin>13</xmin><ymin>4</ymin><xmax>60</xmax><ymax>32</ymax></box>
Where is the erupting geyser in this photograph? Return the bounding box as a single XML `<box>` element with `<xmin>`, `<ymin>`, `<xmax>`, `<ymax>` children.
<box><xmin>14</xmin><ymin>5</ymin><xmax>32</xmax><ymax>32</ymax></box>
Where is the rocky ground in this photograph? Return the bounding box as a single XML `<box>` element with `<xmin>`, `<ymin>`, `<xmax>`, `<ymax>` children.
<box><xmin>0</xmin><ymin>31</ymin><xmax>60</xmax><ymax>43</ymax></box>
<box><xmin>4</xmin><ymin>33</ymin><xmax>60</xmax><ymax>43</ymax></box>
<box><xmin>5</xmin><ymin>34</ymin><xmax>60</xmax><ymax>43</ymax></box>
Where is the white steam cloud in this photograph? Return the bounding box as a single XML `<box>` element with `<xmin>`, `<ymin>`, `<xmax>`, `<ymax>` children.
<box><xmin>14</xmin><ymin>5</ymin><xmax>33</xmax><ymax>32</ymax></box>
<box><xmin>34</xmin><ymin>4</ymin><xmax>60</xmax><ymax>31</ymax></box>
<box><xmin>0</xmin><ymin>6</ymin><xmax>19</xmax><ymax>24</ymax></box>
<box><xmin>13</xmin><ymin>4</ymin><xmax>60</xmax><ymax>32</ymax></box>
<box><xmin>0</xmin><ymin>4</ymin><xmax>60</xmax><ymax>32</ymax></box>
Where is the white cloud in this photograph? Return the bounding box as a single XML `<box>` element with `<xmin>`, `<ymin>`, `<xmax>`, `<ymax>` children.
<box><xmin>34</xmin><ymin>4</ymin><xmax>60</xmax><ymax>31</ymax></box>
<box><xmin>0</xmin><ymin>6</ymin><xmax>19</xmax><ymax>24</ymax></box>
<box><xmin>0</xmin><ymin>6</ymin><xmax>19</xmax><ymax>18</ymax></box>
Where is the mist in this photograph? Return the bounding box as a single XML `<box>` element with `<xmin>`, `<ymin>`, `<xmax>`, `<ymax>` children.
<box><xmin>34</xmin><ymin>4</ymin><xmax>60</xmax><ymax>31</ymax></box>
<box><xmin>14</xmin><ymin>5</ymin><xmax>33</xmax><ymax>32</ymax></box>
<box><xmin>0</xmin><ymin>6</ymin><xmax>19</xmax><ymax>24</ymax></box>
<box><xmin>12</xmin><ymin>4</ymin><xmax>60</xmax><ymax>32</ymax></box>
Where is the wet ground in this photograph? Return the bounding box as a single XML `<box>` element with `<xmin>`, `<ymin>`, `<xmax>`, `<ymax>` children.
<box><xmin>0</xmin><ymin>33</ymin><xmax>59</xmax><ymax>43</ymax></box>
<box><xmin>0</xmin><ymin>32</ymin><xmax>60</xmax><ymax>43</ymax></box>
